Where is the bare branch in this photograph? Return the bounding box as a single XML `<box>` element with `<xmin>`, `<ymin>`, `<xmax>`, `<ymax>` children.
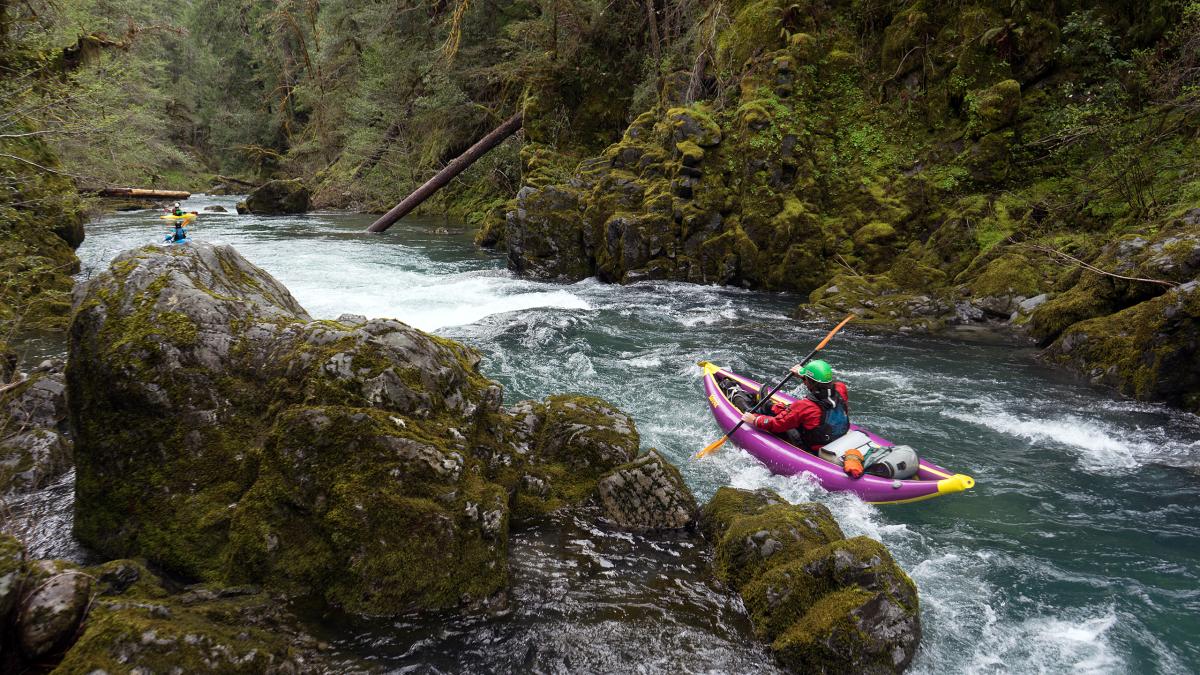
<box><xmin>1018</xmin><ymin>241</ymin><xmax>1180</xmax><ymax>288</ymax></box>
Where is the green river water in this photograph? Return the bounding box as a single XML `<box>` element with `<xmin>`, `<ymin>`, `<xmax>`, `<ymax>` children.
<box><xmin>9</xmin><ymin>196</ymin><xmax>1200</xmax><ymax>673</ymax></box>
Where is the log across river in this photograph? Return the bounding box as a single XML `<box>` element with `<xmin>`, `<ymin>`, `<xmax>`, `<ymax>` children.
<box><xmin>10</xmin><ymin>195</ymin><xmax>1200</xmax><ymax>673</ymax></box>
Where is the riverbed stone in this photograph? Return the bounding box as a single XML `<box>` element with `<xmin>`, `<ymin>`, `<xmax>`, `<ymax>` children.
<box><xmin>597</xmin><ymin>449</ymin><xmax>699</xmax><ymax>531</ymax></box>
<box><xmin>68</xmin><ymin>242</ymin><xmax>649</xmax><ymax>616</ymax></box>
<box><xmin>702</xmin><ymin>488</ymin><xmax>920</xmax><ymax>674</ymax></box>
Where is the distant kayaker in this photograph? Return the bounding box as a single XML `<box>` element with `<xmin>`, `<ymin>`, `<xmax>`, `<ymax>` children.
<box><xmin>731</xmin><ymin>360</ymin><xmax>862</xmax><ymax>478</ymax></box>
<box><xmin>170</xmin><ymin>201</ymin><xmax>186</xmax><ymax>217</ymax></box>
<box><xmin>168</xmin><ymin>222</ymin><xmax>187</xmax><ymax>243</ymax></box>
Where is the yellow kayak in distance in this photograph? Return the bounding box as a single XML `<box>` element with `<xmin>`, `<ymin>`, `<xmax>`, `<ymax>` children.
<box><xmin>160</xmin><ymin>213</ymin><xmax>197</xmax><ymax>222</ymax></box>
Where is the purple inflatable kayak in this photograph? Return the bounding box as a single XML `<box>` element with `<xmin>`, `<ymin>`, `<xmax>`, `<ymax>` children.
<box><xmin>700</xmin><ymin>362</ymin><xmax>975</xmax><ymax>505</ymax></box>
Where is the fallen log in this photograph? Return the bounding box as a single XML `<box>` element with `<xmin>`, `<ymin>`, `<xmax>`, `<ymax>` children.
<box><xmin>367</xmin><ymin>112</ymin><xmax>522</xmax><ymax>234</ymax></box>
<box><xmin>95</xmin><ymin>187</ymin><xmax>191</xmax><ymax>200</ymax></box>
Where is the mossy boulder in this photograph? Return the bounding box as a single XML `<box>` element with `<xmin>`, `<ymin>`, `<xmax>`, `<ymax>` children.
<box><xmin>702</xmin><ymin>488</ymin><xmax>920</xmax><ymax>673</ymax></box>
<box><xmin>967</xmin><ymin>79</ymin><xmax>1021</xmax><ymax>137</ymax></box>
<box><xmin>712</xmin><ymin>501</ymin><xmax>845</xmax><ymax>591</ymax></box>
<box><xmin>743</xmin><ymin>537</ymin><xmax>921</xmax><ymax>673</ymax></box>
<box><xmin>16</xmin><ymin>560</ymin><xmax>92</xmax><ymax>660</ymax></box>
<box><xmin>1</xmin><ymin>363</ymin><xmax>72</xmax><ymax>494</ymax></box>
<box><xmin>504</xmin><ymin>184</ymin><xmax>592</xmax><ymax>280</ymax></box>
<box><xmin>69</xmin><ymin>243</ymin><xmax>651</xmax><ymax>616</ymax></box>
<box><xmin>502</xmin><ymin>394</ymin><xmax>641</xmax><ymax>520</ymax></box>
<box><xmin>243</xmin><ymin>179</ymin><xmax>312</xmax><ymax>214</ymax></box>
<box><xmin>1042</xmin><ymin>280</ymin><xmax>1200</xmax><ymax>413</ymax></box>
<box><xmin>596</xmin><ymin>449</ymin><xmax>699</xmax><ymax>531</ymax></box>
<box><xmin>56</xmin><ymin>560</ymin><xmax>326</xmax><ymax>673</ymax></box>
<box><xmin>805</xmin><ymin>273</ymin><xmax>952</xmax><ymax>332</ymax></box>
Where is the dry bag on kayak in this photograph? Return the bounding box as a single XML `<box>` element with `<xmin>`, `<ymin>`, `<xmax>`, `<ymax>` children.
<box><xmin>864</xmin><ymin>445</ymin><xmax>920</xmax><ymax>479</ymax></box>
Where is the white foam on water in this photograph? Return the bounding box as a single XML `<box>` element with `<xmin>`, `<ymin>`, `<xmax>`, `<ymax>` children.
<box><xmin>959</xmin><ymin>611</ymin><xmax>1122</xmax><ymax>674</ymax></box>
<box><xmin>265</xmin><ymin>260</ymin><xmax>594</xmax><ymax>331</ymax></box>
<box><xmin>941</xmin><ymin>408</ymin><xmax>1142</xmax><ymax>472</ymax></box>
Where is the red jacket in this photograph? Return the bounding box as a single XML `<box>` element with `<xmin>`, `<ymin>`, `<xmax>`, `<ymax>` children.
<box><xmin>751</xmin><ymin>382</ymin><xmax>849</xmax><ymax>447</ymax></box>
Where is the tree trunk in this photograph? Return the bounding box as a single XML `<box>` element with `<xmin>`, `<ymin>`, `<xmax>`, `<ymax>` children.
<box><xmin>367</xmin><ymin>112</ymin><xmax>522</xmax><ymax>234</ymax></box>
<box><xmin>95</xmin><ymin>188</ymin><xmax>191</xmax><ymax>199</ymax></box>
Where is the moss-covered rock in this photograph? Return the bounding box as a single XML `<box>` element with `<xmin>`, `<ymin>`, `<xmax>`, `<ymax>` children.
<box><xmin>56</xmin><ymin>560</ymin><xmax>326</xmax><ymax>673</ymax></box>
<box><xmin>0</xmin><ymin>534</ymin><xmax>23</xmax><ymax>626</ymax></box>
<box><xmin>701</xmin><ymin>488</ymin><xmax>920</xmax><ymax>673</ymax></box>
<box><xmin>1043</xmin><ymin>280</ymin><xmax>1200</xmax><ymax>413</ymax></box>
<box><xmin>16</xmin><ymin>559</ymin><xmax>92</xmax><ymax>660</ymax></box>
<box><xmin>244</xmin><ymin>179</ymin><xmax>312</xmax><ymax>214</ymax></box>
<box><xmin>743</xmin><ymin>536</ymin><xmax>921</xmax><ymax>674</ymax></box>
<box><xmin>967</xmin><ymin>79</ymin><xmax>1021</xmax><ymax>137</ymax></box>
<box><xmin>68</xmin><ymin>242</ymin><xmax>651</xmax><ymax>617</ymax></box>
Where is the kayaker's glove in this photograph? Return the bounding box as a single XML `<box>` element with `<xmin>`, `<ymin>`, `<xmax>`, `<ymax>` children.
<box><xmin>842</xmin><ymin>448</ymin><xmax>865</xmax><ymax>479</ymax></box>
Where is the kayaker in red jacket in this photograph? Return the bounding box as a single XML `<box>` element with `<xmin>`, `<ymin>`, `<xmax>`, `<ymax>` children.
<box><xmin>736</xmin><ymin>360</ymin><xmax>861</xmax><ymax>477</ymax></box>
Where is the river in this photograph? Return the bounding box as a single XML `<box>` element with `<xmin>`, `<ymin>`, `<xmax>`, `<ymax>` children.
<box><xmin>10</xmin><ymin>195</ymin><xmax>1200</xmax><ymax>673</ymax></box>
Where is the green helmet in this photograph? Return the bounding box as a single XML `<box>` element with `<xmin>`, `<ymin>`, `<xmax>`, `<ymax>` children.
<box><xmin>799</xmin><ymin>359</ymin><xmax>834</xmax><ymax>384</ymax></box>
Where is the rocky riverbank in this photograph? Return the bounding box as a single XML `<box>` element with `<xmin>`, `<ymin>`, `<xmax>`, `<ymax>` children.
<box><xmin>0</xmin><ymin>242</ymin><xmax>922</xmax><ymax>672</ymax></box>
<box><xmin>485</xmin><ymin>3</ymin><xmax>1200</xmax><ymax>414</ymax></box>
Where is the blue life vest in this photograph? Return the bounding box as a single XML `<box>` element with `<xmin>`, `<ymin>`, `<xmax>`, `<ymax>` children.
<box><xmin>801</xmin><ymin>386</ymin><xmax>849</xmax><ymax>448</ymax></box>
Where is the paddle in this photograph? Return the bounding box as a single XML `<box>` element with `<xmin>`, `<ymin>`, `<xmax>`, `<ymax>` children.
<box><xmin>693</xmin><ymin>313</ymin><xmax>855</xmax><ymax>459</ymax></box>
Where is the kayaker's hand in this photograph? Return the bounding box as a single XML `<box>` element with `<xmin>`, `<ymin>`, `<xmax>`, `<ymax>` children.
<box><xmin>740</xmin><ymin>412</ymin><xmax>758</xmax><ymax>425</ymax></box>
<box><xmin>790</xmin><ymin>363</ymin><xmax>805</xmax><ymax>377</ymax></box>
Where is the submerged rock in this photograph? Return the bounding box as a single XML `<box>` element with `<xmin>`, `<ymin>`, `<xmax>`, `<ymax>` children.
<box><xmin>702</xmin><ymin>487</ymin><xmax>920</xmax><ymax>674</ymax></box>
<box><xmin>243</xmin><ymin>179</ymin><xmax>312</xmax><ymax>214</ymax></box>
<box><xmin>68</xmin><ymin>242</ymin><xmax>655</xmax><ymax>616</ymax></box>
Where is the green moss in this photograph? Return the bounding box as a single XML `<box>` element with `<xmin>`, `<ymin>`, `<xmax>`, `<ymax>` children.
<box><xmin>967</xmin><ymin>79</ymin><xmax>1021</xmax><ymax>137</ymax></box>
<box><xmin>718</xmin><ymin>0</ymin><xmax>788</xmax><ymax>70</ymax></box>
<box><xmin>969</xmin><ymin>253</ymin><xmax>1044</xmax><ymax>298</ymax></box>
<box><xmin>712</xmin><ymin>502</ymin><xmax>844</xmax><ymax>591</ymax></box>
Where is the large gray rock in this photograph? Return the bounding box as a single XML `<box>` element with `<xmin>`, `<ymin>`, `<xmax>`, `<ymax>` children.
<box><xmin>68</xmin><ymin>242</ymin><xmax>648</xmax><ymax>616</ymax></box>
<box><xmin>1</xmin><ymin>363</ymin><xmax>72</xmax><ymax>494</ymax></box>
<box><xmin>597</xmin><ymin>450</ymin><xmax>698</xmax><ymax>530</ymax></box>
<box><xmin>243</xmin><ymin>179</ymin><xmax>311</xmax><ymax>214</ymax></box>
<box><xmin>17</xmin><ymin>560</ymin><xmax>92</xmax><ymax>659</ymax></box>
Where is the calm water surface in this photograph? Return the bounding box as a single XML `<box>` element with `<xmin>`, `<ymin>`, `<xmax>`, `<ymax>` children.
<box><xmin>10</xmin><ymin>196</ymin><xmax>1199</xmax><ymax>673</ymax></box>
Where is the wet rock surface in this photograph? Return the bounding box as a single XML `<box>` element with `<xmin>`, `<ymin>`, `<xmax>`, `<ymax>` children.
<box><xmin>596</xmin><ymin>449</ymin><xmax>699</xmax><ymax>531</ymax></box>
<box><xmin>702</xmin><ymin>487</ymin><xmax>920</xmax><ymax>674</ymax></box>
<box><xmin>0</xmin><ymin>361</ymin><xmax>72</xmax><ymax>494</ymax></box>
<box><xmin>67</xmin><ymin>242</ymin><xmax>653</xmax><ymax>616</ymax></box>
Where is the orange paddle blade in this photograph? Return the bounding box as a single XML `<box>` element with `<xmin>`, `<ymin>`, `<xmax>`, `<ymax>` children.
<box><xmin>694</xmin><ymin>434</ymin><xmax>729</xmax><ymax>459</ymax></box>
<box><xmin>814</xmin><ymin>314</ymin><xmax>855</xmax><ymax>351</ymax></box>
